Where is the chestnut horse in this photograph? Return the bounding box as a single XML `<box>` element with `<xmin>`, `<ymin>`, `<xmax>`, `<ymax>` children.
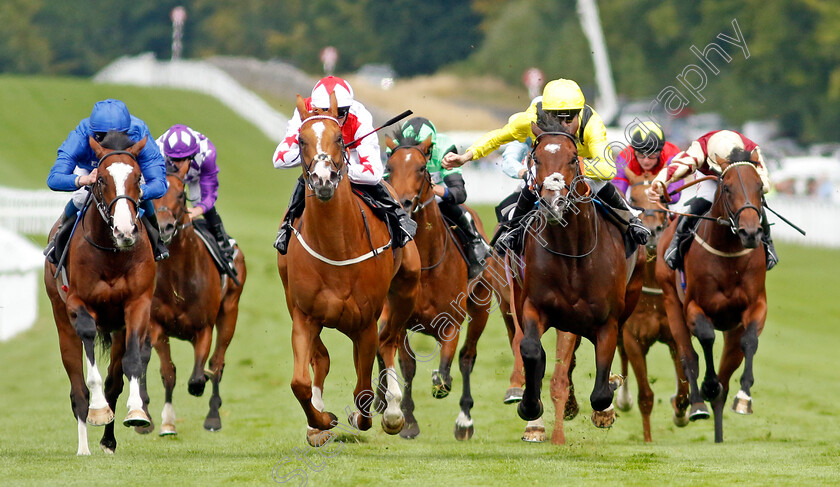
<box><xmin>379</xmin><ymin>135</ymin><xmax>493</xmax><ymax>440</ymax></box>
<box><xmin>137</xmin><ymin>160</ymin><xmax>246</xmax><ymax>436</ymax></box>
<box><xmin>44</xmin><ymin>132</ymin><xmax>156</xmax><ymax>455</ymax></box>
<box><xmin>656</xmin><ymin>152</ymin><xmax>768</xmax><ymax>443</ymax></box>
<box><xmin>515</xmin><ymin>117</ymin><xmax>644</xmax><ymax>445</ymax></box>
<box><xmin>613</xmin><ymin>171</ymin><xmax>689</xmax><ymax>442</ymax></box>
<box><xmin>277</xmin><ymin>93</ymin><xmax>420</xmax><ymax>446</ymax></box>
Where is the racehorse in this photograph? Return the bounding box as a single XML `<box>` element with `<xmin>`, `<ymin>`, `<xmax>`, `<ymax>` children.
<box><xmin>44</xmin><ymin>132</ymin><xmax>156</xmax><ymax>455</ymax></box>
<box><xmin>277</xmin><ymin>93</ymin><xmax>420</xmax><ymax>446</ymax></box>
<box><xmin>138</xmin><ymin>160</ymin><xmax>246</xmax><ymax>436</ymax></box>
<box><xmin>514</xmin><ymin>115</ymin><xmax>644</xmax><ymax>444</ymax></box>
<box><xmin>613</xmin><ymin>170</ymin><xmax>689</xmax><ymax>442</ymax></box>
<box><xmin>379</xmin><ymin>134</ymin><xmax>493</xmax><ymax>440</ymax></box>
<box><xmin>655</xmin><ymin>150</ymin><xmax>768</xmax><ymax>443</ymax></box>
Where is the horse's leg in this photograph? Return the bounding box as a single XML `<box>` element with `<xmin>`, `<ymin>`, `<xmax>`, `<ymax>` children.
<box><xmin>667</xmin><ymin>337</ymin><xmax>691</xmax><ymax>428</ymax></box>
<box><xmin>503</xmin><ymin>307</ymin><xmax>525</xmax><ymax>404</ymax></box>
<box><xmin>393</xmin><ymin>333</ymin><xmax>417</xmax><ymax>439</ymax></box>
<box><xmin>517</xmin><ymin>300</ymin><xmax>546</xmax><ymax>422</ymax></box>
<box><xmin>727</xmin><ymin>302</ymin><xmax>766</xmax><ymax>415</ymax></box>
<box><xmin>686</xmin><ymin>302</ymin><xmax>721</xmax><ymax>402</ymax></box>
<box><xmin>152</xmin><ymin>328</ymin><xmax>178</xmax><ymax>436</ymax></box>
<box><xmin>53</xmin><ymin>301</ymin><xmax>92</xmax><ymax>455</ymax></box>
<box><xmin>100</xmin><ymin>330</ymin><xmax>126</xmax><ymax>454</ymax></box>
<box><xmin>432</xmin><ymin>322</ymin><xmax>459</xmax><ymax>399</ymax></box>
<box><xmin>614</xmin><ymin>330</ymin><xmax>633</xmax><ymax>412</ymax></box>
<box><xmin>66</xmin><ymin>301</ymin><xmax>114</xmax><ymax>427</ymax></box>
<box><xmin>622</xmin><ymin>330</ymin><xmax>655</xmax><ymax>442</ymax></box>
<box><xmin>205</xmin><ymin>293</ymin><xmax>242</xmax><ymax>432</ymax></box>
<box><xmin>122</xmin><ymin>300</ymin><xmax>152</xmax><ymax>428</ymax></box>
<box><xmin>454</xmin><ymin>297</ymin><xmax>490</xmax><ymax>441</ymax></box>
<box><xmin>306</xmin><ymin>336</ymin><xmax>332</xmax><ymax>446</ymax></box>
<box><xmin>290</xmin><ymin>311</ymin><xmax>335</xmax><ymax>431</ymax></box>
<box><xmin>663</xmin><ymin>292</ymin><xmax>708</xmax><ymax>421</ymax></box>
<box><xmin>590</xmin><ymin>318</ymin><xmax>620</xmax><ymax>428</ymax></box>
<box><xmin>377</xmin><ymin>303</ymin><xmax>408</xmax><ymax>435</ymax></box>
<box><xmin>133</xmin><ymin>333</ymin><xmax>155</xmax><ymax>435</ymax></box>
<box><xmin>347</xmin><ymin>323</ymin><xmax>378</xmax><ymax>433</ymax></box>
<box><xmin>548</xmin><ymin>330</ymin><xmax>577</xmax><ymax>444</ymax></box>
<box><xmin>187</xmin><ymin>326</ymin><xmax>213</xmax><ymax>397</ymax></box>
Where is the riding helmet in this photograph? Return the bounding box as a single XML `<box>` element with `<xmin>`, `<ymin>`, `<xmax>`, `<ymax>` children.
<box><xmin>629</xmin><ymin>121</ymin><xmax>665</xmax><ymax>154</ymax></box>
<box><xmin>89</xmin><ymin>99</ymin><xmax>131</xmax><ymax>133</ymax></box>
<box><xmin>162</xmin><ymin>124</ymin><xmax>199</xmax><ymax>159</ymax></box>
<box><xmin>311</xmin><ymin>76</ymin><xmax>355</xmax><ymax>109</ymax></box>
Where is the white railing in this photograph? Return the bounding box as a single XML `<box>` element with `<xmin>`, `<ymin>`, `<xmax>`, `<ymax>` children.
<box><xmin>764</xmin><ymin>195</ymin><xmax>836</xmax><ymax>247</ymax></box>
<box><xmin>0</xmin><ymin>186</ymin><xmax>66</xmax><ymax>235</ymax></box>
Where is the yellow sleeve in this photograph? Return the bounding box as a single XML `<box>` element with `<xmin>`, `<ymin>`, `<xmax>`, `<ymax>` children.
<box><xmin>467</xmin><ymin>103</ymin><xmax>537</xmax><ymax>160</ymax></box>
<box><xmin>578</xmin><ymin>108</ymin><xmax>616</xmax><ymax>180</ymax></box>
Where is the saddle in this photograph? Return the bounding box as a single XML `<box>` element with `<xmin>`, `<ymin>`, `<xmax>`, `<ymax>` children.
<box><xmin>351</xmin><ymin>187</ymin><xmax>398</xmax><ymax>245</ymax></box>
<box><xmin>592</xmin><ymin>200</ymin><xmax>638</xmax><ymax>259</ymax></box>
<box><xmin>440</xmin><ymin>213</ymin><xmax>472</xmax><ymax>267</ymax></box>
<box><xmin>192</xmin><ymin>219</ymin><xmax>240</xmax><ymax>285</ymax></box>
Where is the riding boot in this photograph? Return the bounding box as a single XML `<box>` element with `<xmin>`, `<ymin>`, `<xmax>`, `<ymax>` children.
<box><xmin>359</xmin><ymin>181</ymin><xmax>418</xmax><ymax>249</ymax></box>
<box><xmin>141</xmin><ymin>211</ymin><xmax>170</xmax><ymax>261</ymax></box>
<box><xmin>761</xmin><ymin>208</ymin><xmax>778</xmax><ymax>271</ymax></box>
<box><xmin>491</xmin><ymin>186</ymin><xmax>538</xmax><ymax>255</ymax></box>
<box><xmin>206</xmin><ymin>216</ymin><xmax>238</xmax><ymax>278</ymax></box>
<box><xmin>595</xmin><ymin>183</ymin><xmax>650</xmax><ymax>245</ymax></box>
<box><xmin>44</xmin><ymin>213</ymin><xmax>73</xmax><ymax>265</ymax></box>
<box><xmin>664</xmin><ymin>198</ymin><xmax>712</xmax><ymax>270</ymax></box>
<box><xmin>442</xmin><ymin>203</ymin><xmax>491</xmax><ymax>279</ymax></box>
<box><xmin>274</xmin><ymin>177</ymin><xmax>306</xmax><ymax>254</ymax></box>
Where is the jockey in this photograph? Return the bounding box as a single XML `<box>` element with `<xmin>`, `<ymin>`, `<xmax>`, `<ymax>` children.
<box><xmin>45</xmin><ymin>99</ymin><xmax>169</xmax><ymax>263</ymax></box>
<box><xmin>443</xmin><ymin>78</ymin><xmax>650</xmax><ymax>254</ymax></box>
<box><xmin>385</xmin><ymin>116</ymin><xmax>492</xmax><ymax>278</ymax></box>
<box><xmin>613</xmin><ymin>121</ymin><xmax>683</xmax><ymax>203</ymax></box>
<box><xmin>645</xmin><ymin>129</ymin><xmax>778</xmax><ymax>271</ymax></box>
<box><xmin>156</xmin><ymin>124</ymin><xmax>236</xmax><ymax>264</ymax></box>
<box><xmin>272</xmin><ymin>76</ymin><xmax>416</xmax><ymax>254</ymax></box>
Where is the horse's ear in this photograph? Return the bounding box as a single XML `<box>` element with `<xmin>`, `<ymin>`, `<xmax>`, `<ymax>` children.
<box><xmin>89</xmin><ymin>135</ymin><xmax>106</xmax><ymax>159</ymax></box>
<box><xmin>385</xmin><ymin>137</ymin><xmax>397</xmax><ymax>151</ymax></box>
<box><xmin>749</xmin><ymin>149</ymin><xmax>760</xmax><ymax>164</ymax></box>
<box><xmin>128</xmin><ymin>135</ymin><xmax>147</xmax><ymax>157</ymax></box>
<box><xmin>328</xmin><ymin>91</ymin><xmax>338</xmax><ymax>117</ymax></box>
<box><xmin>714</xmin><ymin>154</ymin><xmax>728</xmax><ymax>169</ymax></box>
<box><xmin>296</xmin><ymin>94</ymin><xmax>309</xmax><ymax>119</ymax></box>
<box><xmin>531</xmin><ymin>122</ymin><xmax>543</xmax><ymax>137</ymax></box>
<box><xmin>419</xmin><ymin>135</ymin><xmax>433</xmax><ymax>155</ymax></box>
<box><xmin>625</xmin><ymin>169</ymin><xmax>642</xmax><ymax>184</ymax></box>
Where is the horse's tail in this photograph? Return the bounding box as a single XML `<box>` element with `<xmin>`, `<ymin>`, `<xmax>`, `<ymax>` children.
<box><xmin>96</xmin><ymin>331</ymin><xmax>113</xmax><ymax>359</ymax></box>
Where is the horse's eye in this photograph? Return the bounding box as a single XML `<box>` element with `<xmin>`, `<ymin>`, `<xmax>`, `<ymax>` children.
<box><xmin>97</xmin><ymin>177</ymin><xmax>105</xmax><ymax>185</ymax></box>
<box><xmin>385</xmin><ymin>164</ymin><xmax>392</xmax><ymax>173</ymax></box>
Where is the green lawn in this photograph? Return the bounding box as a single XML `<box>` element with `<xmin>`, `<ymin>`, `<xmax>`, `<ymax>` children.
<box><xmin>1</xmin><ymin>76</ymin><xmax>838</xmax><ymax>486</ymax></box>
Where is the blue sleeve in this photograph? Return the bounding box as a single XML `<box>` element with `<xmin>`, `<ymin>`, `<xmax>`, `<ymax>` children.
<box><xmin>47</xmin><ymin>121</ymin><xmax>94</xmax><ymax>191</ymax></box>
<box><xmin>501</xmin><ymin>140</ymin><xmax>530</xmax><ymax>179</ymax></box>
<box><xmin>134</xmin><ymin>123</ymin><xmax>167</xmax><ymax>200</ymax></box>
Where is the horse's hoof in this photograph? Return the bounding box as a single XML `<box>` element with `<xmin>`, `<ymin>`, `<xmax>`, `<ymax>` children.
<box><xmin>188</xmin><ymin>378</ymin><xmax>207</xmax><ymax>397</ymax></box>
<box><xmin>134</xmin><ymin>421</ymin><xmax>155</xmax><ymax>435</ymax></box>
<box><xmin>381</xmin><ymin>412</ymin><xmax>405</xmax><ymax>435</ymax></box>
<box><xmin>454</xmin><ymin>412</ymin><xmax>474</xmax><ymax>441</ymax></box>
<box><xmin>615</xmin><ymin>384</ymin><xmax>633</xmax><ymax>412</ymax></box>
<box><xmin>100</xmin><ymin>443</ymin><xmax>115</xmax><ymax>455</ymax></box>
<box><xmin>731</xmin><ymin>394</ymin><xmax>753</xmax><ymax>415</ymax></box>
<box><xmin>689</xmin><ymin>402</ymin><xmax>710</xmax><ymax>421</ymax></box>
<box><xmin>431</xmin><ymin>370</ymin><xmax>451</xmax><ymax>399</ymax></box>
<box><xmin>399</xmin><ymin>421</ymin><xmax>420</xmax><ymax>439</ymax></box>
<box><xmin>591</xmin><ymin>405</ymin><xmax>616</xmax><ymax>428</ymax></box>
<box><xmin>159</xmin><ymin>423</ymin><xmax>177</xmax><ymax>436</ymax></box>
<box><xmin>564</xmin><ymin>399</ymin><xmax>580</xmax><ymax>420</ymax></box>
<box><xmin>672</xmin><ymin>395</ymin><xmax>690</xmax><ymax>427</ymax></box>
<box><xmin>204</xmin><ymin>416</ymin><xmax>222</xmax><ymax>432</ymax></box>
<box><xmin>517</xmin><ymin>400</ymin><xmax>543</xmax><ymax>421</ymax></box>
<box><xmin>87</xmin><ymin>406</ymin><xmax>115</xmax><ymax>426</ymax></box>
<box><xmin>306</xmin><ymin>428</ymin><xmax>336</xmax><ymax>447</ymax></box>
<box><xmin>503</xmin><ymin>387</ymin><xmax>524</xmax><ymax>404</ymax></box>
<box><xmin>521</xmin><ymin>425</ymin><xmax>546</xmax><ymax>443</ymax></box>
<box><xmin>123</xmin><ymin>409</ymin><xmax>151</xmax><ymax>428</ymax></box>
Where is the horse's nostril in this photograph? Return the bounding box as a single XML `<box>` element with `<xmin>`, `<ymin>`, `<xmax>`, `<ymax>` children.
<box><xmin>402</xmin><ymin>200</ymin><xmax>412</xmax><ymax>208</ymax></box>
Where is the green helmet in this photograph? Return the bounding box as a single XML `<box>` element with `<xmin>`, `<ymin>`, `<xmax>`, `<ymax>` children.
<box><xmin>398</xmin><ymin>117</ymin><xmax>437</xmax><ymax>145</ymax></box>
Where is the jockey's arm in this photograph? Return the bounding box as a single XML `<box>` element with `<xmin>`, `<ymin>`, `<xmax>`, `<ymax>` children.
<box><xmin>48</xmin><ymin>124</ymin><xmax>90</xmax><ymax>191</ymax></box>
<box><xmin>501</xmin><ymin>140</ymin><xmax>531</xmax><ymax>179</ymax></box>
<box><xmin>137</xmin><ymin>132</ymin><xmax>168</xmax><ymax>201</ymax></box>
<box><xmin>346</xmin><ymin>111</ymin><xmax>383</xmax><ymax>185</ymax></box>
<box><xmin>272</xmin><ymin>110</ymin><xmax>304</xmax><ymax>169</ymax></box>
<box><xmin>752</xmin><ymin>147</ymin><xmax>772</xmax><ymax>193</ymax></box>
<box><xmin>579</xmin><ymin>109</ymin><xmax>616</xmax><ymax>181</ymax></box>
<box><xmin>195</xmin><ymin>139</ymin><xmax>220</xmax><ymax>213</ymax></box>
<box><xmin>465</xmin><ymin>108</ymin><xmax>535</xmax><ymax>163</ymax></box>
<box><xmin>647</xmin><ymin>141</ymin><xmax>703</xmax><ymax>202</ymax></box>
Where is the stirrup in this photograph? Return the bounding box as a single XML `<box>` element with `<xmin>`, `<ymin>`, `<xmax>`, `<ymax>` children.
<box><xmin>628</xmin><ymin>219</ymin><xmax>651</xmax><ymax>245</ymax></box>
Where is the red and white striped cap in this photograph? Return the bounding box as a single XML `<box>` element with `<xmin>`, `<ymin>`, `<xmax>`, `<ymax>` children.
<box><xmin>310</xmin><ymin>76</ymin><xmax>354</xmax><ymax>109</ymax></box>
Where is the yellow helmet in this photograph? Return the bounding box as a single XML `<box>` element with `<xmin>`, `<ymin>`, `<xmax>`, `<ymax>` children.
<box><xmin>542</xmin><ymin>79</ymin><xmax>585</xmax><ymax>111</ymax></box>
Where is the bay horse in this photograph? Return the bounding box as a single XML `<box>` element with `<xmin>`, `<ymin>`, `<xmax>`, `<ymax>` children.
<box><xmin>137</xmin><ymin>159</ymin><xmax>246</xmax><ymax>435</ymax></box>
<box><xmin>515</xmin><ymin>116</ymin><xmax>644</xmax><ymax>445</ymax></box>
<box><xmin>613</xmin><ymin>171</ymin><xmax>690</xmax><ymax>442</ymax></box>
<box><xmin>277</xmin><ymin>93</ymin><xmax>420</xmax><ymax>446</ymax></box>
<box><xmin>379</xmin><ymin>134</ymin><xmax>493</xmax><ymax>440</ymax></box>
<box><xmin>44</xmin><ymin>132</ymin><xmax>156</xmax><ymax>455</ymax></box>
<box><xmin>655</xmin><ymin>151</ymin><xmax>768</xmax><ymax>443</ymax></box>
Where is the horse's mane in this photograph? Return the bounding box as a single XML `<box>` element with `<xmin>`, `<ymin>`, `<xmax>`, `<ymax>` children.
<box><xmin>535</xmin><ymin>105</ymin><xmax>574</xmax><ymax>135</ymax></box>
<box><xmin>100</xmin><ymin>130</ymin><xmax>134</xmax><ymax>151</ymax></box>
<box><xmin>727</xmin><ymin>148</ymin><xmax>753</xmax><ymax>164</ymax></box>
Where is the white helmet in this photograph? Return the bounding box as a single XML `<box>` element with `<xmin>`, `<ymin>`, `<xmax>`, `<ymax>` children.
<box><xmin>706</xmin><ymin>130</ymin><xmax>745</xmax><ymax>165</ymax></box>
<box><xmin>310</xmin><ymin>76</ymin><xmax>354</xmax><ymax>109</ymax></box>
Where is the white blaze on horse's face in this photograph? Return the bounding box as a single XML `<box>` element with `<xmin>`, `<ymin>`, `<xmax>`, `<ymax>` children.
<box><xmin>544</xmin><ymin>143</ymin><xmax>563</xmax><ymax>154</ymax></box>
<box><xmin>107</xmin><ymin>162</ymin><xmax>137</xmax><ymax>246</ymax></box>
<box><xmin>310</xmin><ymin>121</ymin><xmax>333</xmax><ymax>182</ymax></box>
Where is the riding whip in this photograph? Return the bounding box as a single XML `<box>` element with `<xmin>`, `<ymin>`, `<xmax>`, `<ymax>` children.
<box><xmin>347</xmin><ymin>110</ymin><xmax>413</xmax><ymax>147</ymax></box>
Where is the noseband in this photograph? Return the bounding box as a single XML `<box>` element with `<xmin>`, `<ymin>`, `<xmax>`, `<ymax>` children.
<box><xmin>92</xmin><ymin>150</ymin><xmax>141</xmax><ymax>229</ymax></box>
<box><xmin>299</xmin><ymin>115</ymin><xmax>349</xmax><ymax>190</ymax></box>
<box><xmin>390</xmin><ymin>146</ymin><xmax>434</xmax><ymax>214</ymax></box>
<box><xmin>529</xmin><ymin>131</ymin><xmax>588</xmax><ymax>218</ymax></box>
<box><xmin>155</xmin><ymin>173</ymin><xmax>191</xmax><ymax>237</ymax></box>
<box><xmin>718</xmin><ymin>162</ymin><xmax>762</xmax><ymax>233</ymax></box>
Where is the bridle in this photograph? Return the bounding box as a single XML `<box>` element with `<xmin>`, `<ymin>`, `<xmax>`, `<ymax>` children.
<box><xmin>718</xmin><ymin>161</ymin><xmax>762</xmax><ymax>234</ymax></box>
<box><xmin>299</xmin><ymin>115</ymin><xmax>349</xmax><ymax>190</ymax></box>
<box><xmin>629</xmin><ymin>179</ymin><xmax>668</xmax><ymax>252</ymax></box>
<box><xmin>91</xmin><ymin>150</ymin><xmax>141</xmax><ymax>230</ymax></box>
<box><xmin>389</xmin><ymin>145</ymin><xmax>434</xmax><ymax>215</ymax></box>
<box><xmin>155</xmin><ymin>171</ymin><xmax>191</xmax><ymax>239</ymax></box>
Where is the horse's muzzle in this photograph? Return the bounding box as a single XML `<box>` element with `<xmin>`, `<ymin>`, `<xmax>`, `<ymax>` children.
<box><xmin>737</xmin><ymin>227</ymin><xmax>762</xmax><ymax>249</ymax></box>
<box><xmin>113</xmin><ymin>225</ymin><xmax>139</xmax><ymax>249</ymax></box>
